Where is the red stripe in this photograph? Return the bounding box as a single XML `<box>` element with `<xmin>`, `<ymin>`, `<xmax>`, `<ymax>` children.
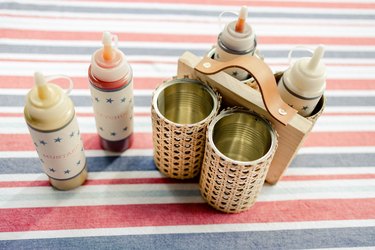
<box><xmin>260</xmin><ymin>36</ymin><xmax>375</xmax><ymax>46</ymax></box>
<box><xmin>3</xmin><ymin>29</ymin><xmax>375</xmax><ymax>46</ymax></box>
<box><xmin>75</xmin><ymin>0</ymin><xmax>375</xmax><ymax>9</ymax></box>
<box><xmin>282</xmin><ymin>174</ymin><xmax>375</xmax><ymax>181</ymax></box>
<box><xmin>303</xmin><ymin>132</ymin><xmax>375</xmax><ymax>147</ymax></box>
<box><xmin>2</xmin><ymin>59</ymin><xmax>374</xmax><ymax>69</ymax></box>
<box><xmin>0</xmin><ymin>133</ymin><xmax>153</xmax><ymax>151</ymax></box>
<box><xmin>3</xmin><ymin>13</ymin><xmax>374</xmax><ymax>29</ymax></box>
<box><xmin>0</xmin><ymin>58</ymin><xmax>176</xmax><ymax>65</ymax></box>
<box><xmin>0</xmin><ymin>76</ymin><xmax>165</xmax><ymax>89</ymax></box>
<box><xmin>0</xmin><ymin>76</ymin><xmax>373</xmax><ymax>90</ymax></box>
<box><xmin>0</xmin><ymin>132</ymin><xmax>374</xmax><ymax>151</ymax></box>
<box><xmin>0</xmin><ymin>177</ymin><xmax>197</xmax><ymax>188</ymax></box>
<box><xmin>1</xmin><ymin>199</ymin><xmax>374</xmax><ymax>232</ymax></box>
<box><xmin>1</xmin><ymin>29</ymin><xmax>216</xmax><ymax>43</ymax></box>
<box><xmin>323</xmin><ymin>112</ymin><xmax>375</xmax><ymax>116</ymax></box>
<box><xmin>327</xmin><ymin>79</ymin><xmax>375</xmax><ymax>90</ymax></box>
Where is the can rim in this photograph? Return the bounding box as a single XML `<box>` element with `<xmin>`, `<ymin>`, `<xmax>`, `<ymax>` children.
<box><xmin>152</xmin><ymin>78</ymin><xmax>219</xmax><ymax>127</ymax></box>
<box><xmin>207</xmin><ymin>108</ymin><xmax>277</xmax><ymax>166</ymax></box>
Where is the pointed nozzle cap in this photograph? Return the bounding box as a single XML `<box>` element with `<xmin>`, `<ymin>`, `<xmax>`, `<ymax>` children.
<box><xmin>102</xmin><ymin>31</ymin><xmax>112</xmax><ymax>46</ymax></box>
<box><xmin>34</xmin><ymin>71</ymin><xmax>49</xmax><ymax>100</ymax></box>
<box><xmin>307</xmin><ymin>45</ymin><xmax>325</xmax><ymax>71</ymax></box>
<box><xmin>238</xmin><ymin>6</ymin><xmax>248</xmax><ymax>20</ymax></box>
<box><xmin>285</xmin><ymin>45</ymin><xmax>327</xmax><ymax>97</ymax></box>
<box><xmin>102</xmin><ymin>31</ymin><xmax>115</xmax><ymax>61</ymax></box>
<box><xmin>235</xmin><ymin>6</ymin><xmax>248</xmax><ymax>33</ymax></box>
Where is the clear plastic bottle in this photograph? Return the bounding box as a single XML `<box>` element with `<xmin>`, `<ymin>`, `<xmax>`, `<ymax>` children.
<box><xmin>278</xmin><ymin>45</ymin><xmax>327</xmax><ymax>117</ymax></box>
<box><xmin>88</xmin><ymin>32</ymin><xmax>134</xmax><ymax>152</ymax></box>
<box><xmin>24</xmin><ymin>72</ymin><xmax>87</xmax><ymax>190</ymax></box>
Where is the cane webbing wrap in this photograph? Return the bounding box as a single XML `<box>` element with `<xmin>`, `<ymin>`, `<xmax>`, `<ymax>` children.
<box><xmin>199</xmin><ymin>108</ymin><xmax>278</xmax><ymax>213</ymax></box>
<box><xmin>151</xmin><ymin>78</ymin><xmax>221</xmax><ymax>179</ymax></box>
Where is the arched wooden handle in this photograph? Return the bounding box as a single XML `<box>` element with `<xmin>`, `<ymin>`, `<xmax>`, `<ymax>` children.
<box><xmin>195</xmin><ymin>56</ymin><xmax>297</xmax><ymax>125</ymax></box>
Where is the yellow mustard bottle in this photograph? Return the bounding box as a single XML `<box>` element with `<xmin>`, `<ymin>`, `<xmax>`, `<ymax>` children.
<box><xmin>24</xmin><ymin>72</ymin><xmax>87</xmax><ymax>190</ymax></box>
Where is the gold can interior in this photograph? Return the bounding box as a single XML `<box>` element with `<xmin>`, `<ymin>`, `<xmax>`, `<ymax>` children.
<box><xmin>212</xmin><ymin>112</ymin><xmax>273</xmax><ymax>162</ymax></box>
<box><xmin>157</xmin><ymin>81</ymin><xmax>215</xmax><ymax>124</ymax></box>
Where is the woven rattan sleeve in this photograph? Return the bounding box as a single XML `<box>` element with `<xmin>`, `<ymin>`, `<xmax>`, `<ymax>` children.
<box><xmin>199</xmin><ymin>136</ymin><xmax>277</xmax><ymax>213</ymax></box>
<box><xmin>151</xmin><ymin>106</ymin><xmax>208</xmax><ymax>179</ymax></box>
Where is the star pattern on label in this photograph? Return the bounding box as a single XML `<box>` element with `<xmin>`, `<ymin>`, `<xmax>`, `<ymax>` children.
<box><xmin>106</xmin><ymin>98</ymin><xmax>114</xmax><ymax>104</ymax></box>
<box><xmin>110</xmin><ymin>132</ymin><xmax>116</xmax><ymax>136</ymax></box>
<box><xmin>302</xmin><ymin>106</ymin><xmax>309</xmax><ymax>111</ymax></box>
<box><xmin>54</xmin><ymin>137</ymin><xmax>62</xmax><ymax>143</ymax></box>
<box><xmin>123</xmin><ymin>127</ymin><xmax>128</xmax><ymax>131</ymax></box>
<box><xmin>232</xmin><ymin>71</ymin><xmax>238</xmax><ymax>77</ymax></box>
<box><xmin>31</xmin><ymin>117</ymin><xmax>86</xmax><ymax>180</ymax></box>
<box><xmin>121</xmin><ymin>97</ymin><xmax>126</xmax><ymax>103</ymax></box>
<box><xmin>95</xmin><ymin>97</ymin><xmax>100</xmax><ymax>102</ymax></box>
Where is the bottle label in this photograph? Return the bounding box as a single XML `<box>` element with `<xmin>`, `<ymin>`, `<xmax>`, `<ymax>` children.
<box><xmin>214</xmin><ymin>46</ymin><xmax>253</xmax><ymax>81</ymax></box>
<box><xmin>28</xmin><ymin>116</ymin><xmax>86</xmax><ymax>180</ymax></box>
<box><xmin>278</xmin><ymin>77</ymin><xmax>321</xmax><ymax>117</ymax></box>
<box><xmin>89</xmin><ymin>80</ymin><xmax>134</xmax><ymax>141</ymax></box>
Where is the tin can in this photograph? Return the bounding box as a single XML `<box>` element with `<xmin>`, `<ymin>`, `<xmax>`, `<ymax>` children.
<box><xmin>200</xmin><ymin>108</ymin><xmax>277</xmax><ymax>213</ymax></box>
<box><xmin>151</xmin><ymin>78</ymin><xmax>220</xmax><ymax>179</ymax></box>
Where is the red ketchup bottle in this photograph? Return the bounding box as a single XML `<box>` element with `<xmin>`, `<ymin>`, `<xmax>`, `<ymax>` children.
<box><xmin>88</xmin><ymin>31</ymin><xmax>134</xmax><ymax>152</ymax></box>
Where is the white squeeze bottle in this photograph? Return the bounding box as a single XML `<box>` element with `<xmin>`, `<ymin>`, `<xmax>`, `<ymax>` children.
<box><xmin>278</xmin><ymin>45</ymin><xmax>327</xmax><ymax>117</ymax></box>
<box><xmin>214</xmin><ymin>6</ymin><xmax>257</xmax><ymax>81</ymax></box>
<box><xmin>24</xmin><ymin>72</ymin><xmax>87</xmax><ymax>190</ymax></box>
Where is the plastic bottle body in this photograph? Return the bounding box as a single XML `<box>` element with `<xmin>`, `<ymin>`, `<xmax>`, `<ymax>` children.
<box><xmin>277</xmin><ymin>46</ymin><xmax>326</xmax><ymax>117</ymax></box>
<box><xmin>277</xmin><ymin>71</ymin><xmax>324</xmax><ymax>117</ymax></box>
<box><xmin>24</xmin><ymin>85</ymin><xmax>87</xmax><ymax>190</ymax></box>
<box><xmin>88</xmin><ymin>66</ymin><xmax>134</xmax><ymax>152</ymax></box>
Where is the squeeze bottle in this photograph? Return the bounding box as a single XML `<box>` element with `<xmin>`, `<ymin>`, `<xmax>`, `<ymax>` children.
<box><xmin>278</xmin><ymin>45</ymin><xmax>327</xmax><ymax>117</ymax></box>
<box><xmin>214</xmin><ymin>6</ymin><xmax>257</xmax><ymax>80</ymax></box>
<box><xmin>88</xmin><ymin>32</ymin><xmax>134</xmax><ymax>152</ymax></box>
<box><xmin>24</xmin><ymin>72</ymin><xmax>87</xmax><ymax>190</ymax></box>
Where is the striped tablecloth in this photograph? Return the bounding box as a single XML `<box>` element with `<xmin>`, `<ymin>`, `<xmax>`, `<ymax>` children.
<box><xmin>1</xmin><ymin>0</ymin><xmax>375</xmax><ymax>249</ymax></box>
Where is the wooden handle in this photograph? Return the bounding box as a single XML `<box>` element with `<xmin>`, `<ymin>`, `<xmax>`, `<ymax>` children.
<box><xmin>195</xmin><ymin>56</ymin><xmax>297</xmax><ymax>125</ymax></box>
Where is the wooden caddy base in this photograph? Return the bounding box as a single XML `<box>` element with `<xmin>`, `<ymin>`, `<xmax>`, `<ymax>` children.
<box><xmin>177</xmin><ymin>51</ymin><xmax>324</xmax><ymax>184</ymax></box>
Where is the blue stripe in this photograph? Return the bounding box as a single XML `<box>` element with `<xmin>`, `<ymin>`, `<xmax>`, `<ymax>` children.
<box><xmin>2</xmin><ymin>156</ymin><xmax>157</xmax><ymax>174</ymax></box>
<box><xmin>7</xmin><ymin>189</ymin><xmax>199</xmax><ymax>201</ymax></box>
<box><xmin>1</xmin><ymin>227</ymin><xmax>374</xmax><ymax>249</ymax></box>
<box><xmin>1</xmin><ymin>45</ymin><xmax>374</xmax><ymax>59</ymax></box>
<box><xmin>0</xmin><ymin>95</ymin><xmax>373</xmax><ymax>107</ymax></box>
<box><xmin>1</xmin><ymin>2</ymin><xmax>374</xmax><ymax>20</ymax></box>
<box><xmin>0</xmin><ymin>45</ymin><xmax>205</xmax><ymax>57</ymax></box>
<box><xmin>1</xmin><ymin>153</ymin><xmax>374</xmax><ymax>174</ymax></box>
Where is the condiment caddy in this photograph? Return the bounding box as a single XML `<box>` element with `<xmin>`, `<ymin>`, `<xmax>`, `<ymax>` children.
<box><xmin>22</xmin><ymin>6</ymin><xmax>326</xmax><ymax>214</ymax></box>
